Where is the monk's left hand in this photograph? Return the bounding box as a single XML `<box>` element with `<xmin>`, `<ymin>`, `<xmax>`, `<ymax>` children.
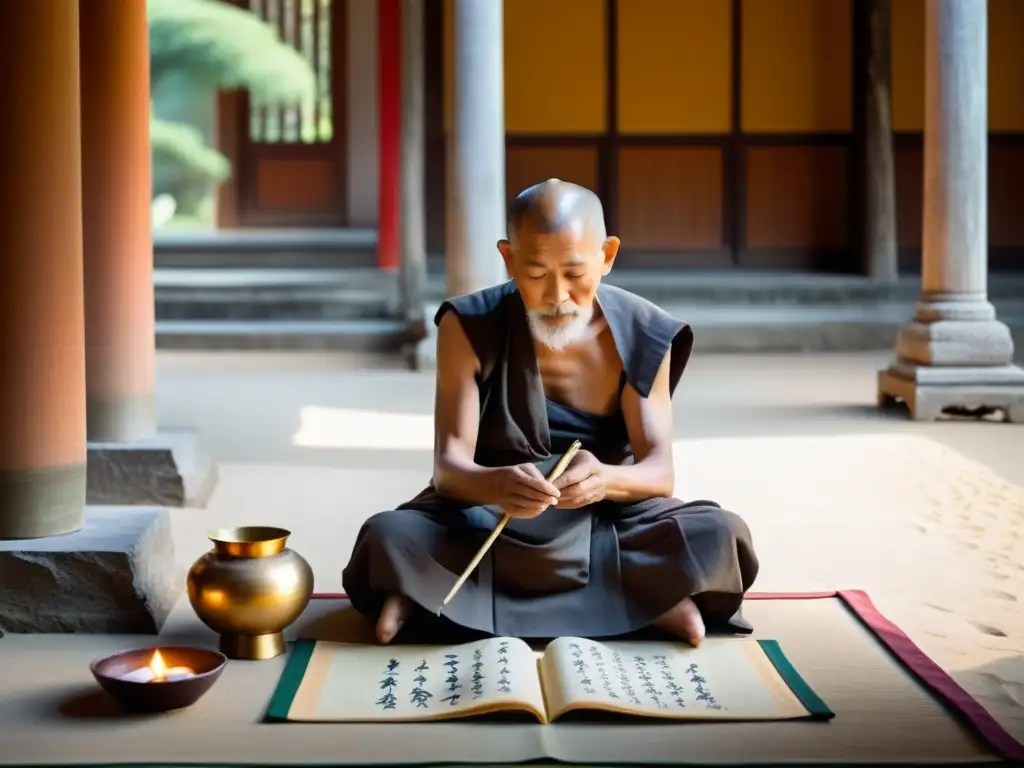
<box><xmin>552</xmin><ymin>450</ymin><xmax>607</xmax><ymax>509</ymax></box>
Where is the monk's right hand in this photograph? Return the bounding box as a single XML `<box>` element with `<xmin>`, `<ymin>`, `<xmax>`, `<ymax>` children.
<box><xmin>492</xmin><ymin>463</ymin><xmax>561</xmax><ymax>518</ymax></box>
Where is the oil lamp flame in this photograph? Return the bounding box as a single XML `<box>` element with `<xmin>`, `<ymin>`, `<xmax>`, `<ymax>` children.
<box><xmin>116</xmin><ymin>648</ymin><xmax>197</xmax><ymax>683</ymax></box>
<box><xmin>132</xmin><ymin>649</ymin><xmax>197</xmax><ymax>683</ymax></box>
<box><xmin>149</xmin><ymin>649</ymin><xmax>168</xmax><ymax>680</ymax></box>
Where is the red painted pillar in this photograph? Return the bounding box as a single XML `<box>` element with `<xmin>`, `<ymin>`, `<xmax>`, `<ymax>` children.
<box><xmin>377</xmin><ymin>0</ymin><xmax>402</xmax><ymax>271</ymax></box>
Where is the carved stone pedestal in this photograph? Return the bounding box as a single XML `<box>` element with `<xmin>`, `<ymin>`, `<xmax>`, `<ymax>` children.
<box><xmin>878</xmin><ymin>361</ymin><xmax>1024</xmax><ymax>422</ymax></box>
<box><xmin>878</xmin><ymin>300</ymin><xmax>1024</xmax><ymax>421</ymax></box>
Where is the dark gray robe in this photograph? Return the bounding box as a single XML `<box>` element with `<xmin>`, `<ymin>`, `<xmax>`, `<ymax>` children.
<box><xmin>342</xmin><ymin>281</ymin><xmax>759</xmax><ymax>640</ymax></box>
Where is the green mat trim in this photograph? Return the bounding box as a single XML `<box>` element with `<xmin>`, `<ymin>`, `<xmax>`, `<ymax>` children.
<box><xmin>757</xmin><ymin>638</ymin><xmax>834</xmax><ymax>720</ymax></box>
<box><xmin>264</xmin><ymin>639</ymin><xmax>317</xmax><ymax>722</ymax></box>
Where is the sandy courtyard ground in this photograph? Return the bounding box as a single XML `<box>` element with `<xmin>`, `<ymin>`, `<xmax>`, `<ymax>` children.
<box><xmin>155</xmin><ymin>350</ymin><xmax>1024</xmax><ymax>744</ymax></box>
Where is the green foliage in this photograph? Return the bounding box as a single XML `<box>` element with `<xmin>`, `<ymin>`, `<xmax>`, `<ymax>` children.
<box><xmin>148</xmin><ymin>0</ymin><xmax>315</xmax><ymax>105</ymax></box>
<box><xmin>151</xmin><ymin>113</ymin><xmax>228</xmax><ymax>220</ymax></box>
<box><xmin>149</xmin><ymin>0</ymin><xmax>318</xmax><ymax>225</ymax></box>
<box><xmin>150</xmin><ymin>115</ymin><xmax>230</xmax><ymax>182</ymax></box>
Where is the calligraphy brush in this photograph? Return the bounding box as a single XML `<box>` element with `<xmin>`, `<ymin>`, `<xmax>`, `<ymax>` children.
<box><xmin>437</xmin><ymin>439</ymin><xmax>583</xmax><ymax>615</ymax></box>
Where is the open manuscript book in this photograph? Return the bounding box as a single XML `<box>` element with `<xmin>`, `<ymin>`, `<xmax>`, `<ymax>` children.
<box><xmin>267</xmin><ymin>635</ymin><xmax>832</xmax><ymax>724</ymax></box>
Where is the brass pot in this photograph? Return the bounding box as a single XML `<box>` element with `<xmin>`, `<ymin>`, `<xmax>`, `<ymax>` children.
<box><xmin>186</xmin><ymin>526</ymin><xmax>314</xmax><ymax>661</ymax></box>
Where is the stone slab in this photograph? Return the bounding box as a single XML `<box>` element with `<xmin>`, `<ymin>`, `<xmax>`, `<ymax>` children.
<box><xmin>87</xmin><ymin>428</ymin><xmax>218</xmax><ymax>508</ymax></box>
<box><xmin>0</xmin><ymin>507</ymin><xmax>183</xmax><ymax>636</ymax></box>
<box><xmin>877</xmin><ymin>364</ymin><xmax>1024</xmax><ymax>422</ymax></box>
<box><xmin>890</xmin><ymin>361</ymin><xmax>1024</xmax><ymax>385</ymax></box>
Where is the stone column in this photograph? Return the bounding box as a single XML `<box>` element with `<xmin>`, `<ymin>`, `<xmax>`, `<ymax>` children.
<box><xmin>78</xmin><ymin>1</ymin><xmax>217</xmax><ymax>506</ymax></box>
<box><xmin>445</xmin><ymin>0</ymin><xmax>507</xmax><ymax>297</ymax></box>
<box><xmin>80</xmin><ymin>0</ymin><xmax>157</xmax><ymax>443</ymax></box>
<box><xmin>346</xmin><ymin>0</ymin><xmax>380</xmax><ymax>224</ymax></box>
<box><xmin>877</xmin><ymin>0</ymin><xmax>1024</xmax><ymax>422</ymax></box>
<box><xmin>399</xmin><ymin>0</ymin><xmax>428</xmax><ymax>361</ymax></box>
<box><xmin>0</xmin><ymin>3</ymin><xmax>87</xmax><ymax>540</ymax></box>
<box><xmin>861</xmin><ymin>0</ymin><xmax>898</xmax><ymax>286</ymax></box>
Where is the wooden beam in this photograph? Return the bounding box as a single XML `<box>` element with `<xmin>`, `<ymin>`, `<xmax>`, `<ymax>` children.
<box><xmin>857</xmin><ymin>0</ymin><xmax>898</xmax><ymax>284</ymax></box>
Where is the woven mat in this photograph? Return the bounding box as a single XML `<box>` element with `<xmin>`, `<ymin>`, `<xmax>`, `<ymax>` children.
<box><xmin>0</xmin><ymin>591</ymin><xmax>1020</xmax><ymax>766</ymax></box>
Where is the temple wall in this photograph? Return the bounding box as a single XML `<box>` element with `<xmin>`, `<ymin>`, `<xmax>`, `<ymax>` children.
<box><xmin>438</xmin><ymin>0</ymin><xmax>1024</xmax><ymax>271</ymax></box>
<box><xmin>227</xmin><ymin>0</ymin><xmax>1024</xmax><ymax>273</ymax></box>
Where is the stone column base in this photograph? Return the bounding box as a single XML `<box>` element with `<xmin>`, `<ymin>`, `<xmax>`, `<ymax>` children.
<box><xmin>877</xmin><ymin>361</ymin><xmax>1024</xmax><ymax>422</ymax></box>
<box><xmin>87</xmin><ymin>429</ymin><xmax>218</xmax><ymax>508</ymax></box>
<box><xmin>0</xmin><ymin>507</ymin><xmax>183</xmax><ymax>635</ymax></box>
<box><xmin>406</xmin><ymin>324</ymin><xmax>438</xmax><ymax>371</ymax></box>
<box><xmin>895</xmin><ymin>314</ymin><xmax>1015</xmax><ymax>367</ymax></box>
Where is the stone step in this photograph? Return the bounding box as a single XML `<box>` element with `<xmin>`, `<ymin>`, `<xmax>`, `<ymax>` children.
<box><xmin>155</xmin><ymin>318</ymin><xmax>409</xmax><ymax>352</ymax></box>
<box><xmin>155</xmin><ymin>308</ymin><xmax>1024</xmax><ymax>359</ymax></box>
<box><xmin>154</xmin><ymin>267</ymin><xmax>1024</xmax><ymax>322</ymax></box>
<box><xmin>153</xmin><ymin>229</ymin><xmax>379</xmax><ymax>270</ymax></box>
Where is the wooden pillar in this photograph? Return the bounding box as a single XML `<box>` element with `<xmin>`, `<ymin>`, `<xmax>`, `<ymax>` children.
<box><xmin>213</xmin><ymin>0</ymin><xmax>246</xmax><ymax>229</ymax></box>
<box><xmin>213</xmin><ymin>89</ymin><xmax>243</xmax><ymax>229</ymax></box>
<box><xmin>377</xmin><ymin>0</ymin><xmax>402</xmax><ymax>271</ymax></box>
<box><xmin>858</xmin><ymin>0</ymin><xmax>898</xmax><ymax>285</ymax></box>
<box><xmin>399</xmin><ymin>0</ymin><xmax>427</xmax><ymax>347</ymax></box>
<box><xmin>79</xmin><ymin>0</ymin><xmax>158</xmax><ymax>442</ymax></box>
<box><xmin>0</xmin><ymin>3</ymin><xmax>87</xmax><ymax>538</ymax></box>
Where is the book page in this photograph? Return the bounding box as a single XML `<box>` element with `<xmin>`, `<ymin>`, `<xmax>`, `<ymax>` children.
<box><xmin>539</xmin><ymin>636</ymin><xmax>810</xmax><ymax>722</ymax></box>
<box><xmin>286</xmin><ymin>637</ymin><xmax>548</xmax><ymax>722</ymax></box>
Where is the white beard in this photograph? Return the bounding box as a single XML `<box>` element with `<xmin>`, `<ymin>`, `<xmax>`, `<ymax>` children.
<box><xmin>526</xmin><ymin>302</ymin><xmax>595</xmax><ymax>351</ymax></box>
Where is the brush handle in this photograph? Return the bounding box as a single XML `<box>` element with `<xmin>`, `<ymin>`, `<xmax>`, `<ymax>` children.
<box><xmin>439</xmin><ymin>440</ymin><xmax>582</xmax><ymax>610</ymax></box>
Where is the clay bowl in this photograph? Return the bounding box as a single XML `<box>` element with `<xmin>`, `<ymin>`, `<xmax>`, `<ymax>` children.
<box><xmin>90</xmin><ymin>646</ymin><xmax>227</xmax><ymax>713</ymax></box>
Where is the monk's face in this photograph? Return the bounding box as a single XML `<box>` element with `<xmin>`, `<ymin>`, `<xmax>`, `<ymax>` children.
<box><xmin>498</xmin><ymin>220</ymin><xmax>619</xmax><ymax>350</ymax></box>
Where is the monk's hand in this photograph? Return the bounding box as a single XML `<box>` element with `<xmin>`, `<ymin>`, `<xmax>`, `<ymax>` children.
<box><xmin>552</xmin><ymin>450</ymin><xmax>607</xmax><ymax>509</ymax></box>
<box><xmin>493</xmin><ymin>463</ymin><xmax>561</xmax><ymax>519</ymax></box>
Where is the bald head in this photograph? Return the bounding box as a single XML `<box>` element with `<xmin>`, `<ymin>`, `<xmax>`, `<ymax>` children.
<box><xmin>498</xmin><ymin>179</ymin><xmax>620</xmax><ymax>349</ymax></box>
<box><xmin>506</xmin><ymin>179</ymin><xmax>607</xmax><ymax>246</ymax></box>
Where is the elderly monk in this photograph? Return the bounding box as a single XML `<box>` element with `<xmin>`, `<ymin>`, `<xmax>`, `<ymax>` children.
<box><xmin>342</xmin><ymin>179</ymin><xmax>758</xmax><ymax>646</ymax></box>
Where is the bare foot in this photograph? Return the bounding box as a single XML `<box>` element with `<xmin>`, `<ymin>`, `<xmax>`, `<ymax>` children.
<box><xmin>652</xmin><ymin>597</ymin><xmax>706</xmax><ymax>647</ymax></box>
<box><xmin>376</xmin><ymin>594</ymin><xmax>412</xmax><ymax>644</ymax></box>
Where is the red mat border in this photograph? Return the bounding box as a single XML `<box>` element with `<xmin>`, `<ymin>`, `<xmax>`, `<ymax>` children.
<box><xmin>309</xmin><ymin>589</ymin><xmax>1024</xmax><ymax>761</ymax></box>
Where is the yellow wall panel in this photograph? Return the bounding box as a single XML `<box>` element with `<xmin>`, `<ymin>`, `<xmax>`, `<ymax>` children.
<box><xmin>617</xmin><ymin>0</ymin><xmax>732</xmax><ymax>134</ymax></box>
<box><xmin>893</xmin><ymin>0</ymin><xmax>1024</xmax><ymax>133</ymax></box>
<box><xmin>989</xmin><ymin>0</ymin><xmax>1024</xmax><ymax>131</ymax></box>
<box><xmin>890</xmin><ymin>0</ymin><xmax>924</xmax><ymax>132</ymax></box>
<box><xmin>444</xmin><ymin>0</ymin><xmax>607</xmax><ymax>135</ymax></box>
<box><xmin>741</xmin><ymin>0</ymin><xmax>852</xmax><ymax>133</ymax></box>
